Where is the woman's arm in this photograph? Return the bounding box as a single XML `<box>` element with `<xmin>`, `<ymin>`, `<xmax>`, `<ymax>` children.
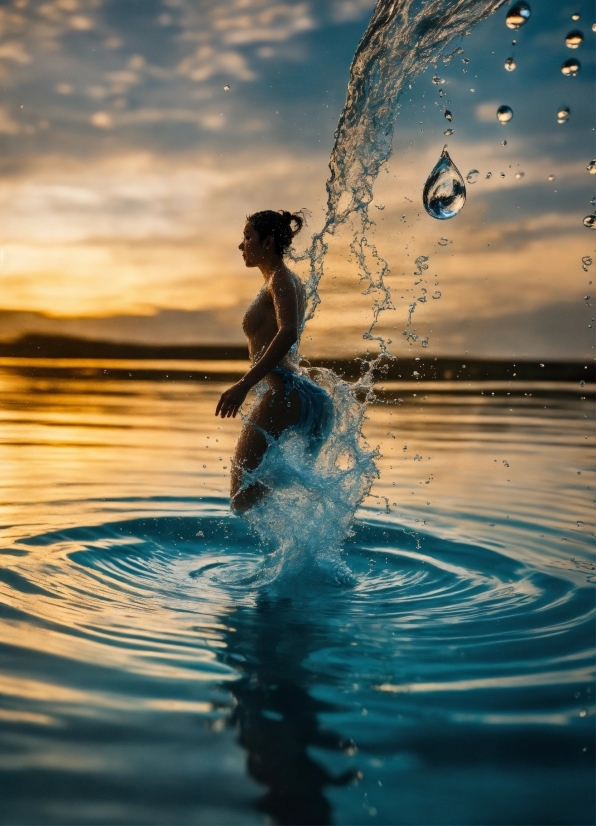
<box><xmin>216</xmin><ymin>270</ymin><xmax>298</xmax><ymax>418</ymax></box>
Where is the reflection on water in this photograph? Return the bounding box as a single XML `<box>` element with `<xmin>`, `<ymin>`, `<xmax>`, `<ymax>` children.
<box><xmin>0</xmin><ymin>361</ymin><xmax>593</xmax><ymax>825</ymax></box>
<box><xmin>225</xmin><ymin>602</ymin><xmax>354</xmax><ymax>826</ymax></box>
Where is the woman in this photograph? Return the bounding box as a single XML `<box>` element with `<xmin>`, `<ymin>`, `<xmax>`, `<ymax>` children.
<box><xmin>216</xmin><ymin>210</ymin><xmax>333</xmax><ymax>513</ymax></box>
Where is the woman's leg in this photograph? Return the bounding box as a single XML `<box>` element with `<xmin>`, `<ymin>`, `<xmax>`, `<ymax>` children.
<box><xmin>231</xmin><ymin>377</ymin><xmax>300</xmax><ymax>512</ymax></box>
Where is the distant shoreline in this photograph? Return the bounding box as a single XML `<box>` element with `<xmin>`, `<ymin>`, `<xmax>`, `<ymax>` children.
<box><xmin>0</xmin><ymin>334</ymin><xmax>592</xmax><ymax>382</ymax></box>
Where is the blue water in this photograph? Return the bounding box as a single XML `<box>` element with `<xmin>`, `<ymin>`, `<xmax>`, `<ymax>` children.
<box><xmin>0</xmin><ymin>367</ymin><xmax>593</xmax><ymax>824</ymax></box>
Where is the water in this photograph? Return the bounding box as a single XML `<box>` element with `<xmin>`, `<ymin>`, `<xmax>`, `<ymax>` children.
<box><xmin>505</xmin><ymin>3</ymin><xmax>531</xmax><ymax>29</ymax></box>
<box><xmin>504</xmin><ymin>57</ymin><xmax>516</xmax><ymax>71</ymax></box>
<box><xmin>422</xmin><ymin>147</ymin><xmax>466</xmax><ymax>221</ymax></box>
<box><xmin>496</xmin><ymin>105</ymin><xmax>513</xmax><ymax>124</ymax></box>
<box><xmin>557</xmin><ymin>106</ymin><xmax>570</xmax><ymax>124</ymax></box>
<box><xmin>561</xmin><ymin>58</ymin><xmax>580</xmax><ymax>76</ymax></box>
<box><xmin>565</xmin><ymin>30</ymin><xmax>583</xmax><ymax>48</ymax></box>
<box><xmin>0</xmin><ymin>362</ymin><xmax>594</xmax><ymax>824</ymax></box>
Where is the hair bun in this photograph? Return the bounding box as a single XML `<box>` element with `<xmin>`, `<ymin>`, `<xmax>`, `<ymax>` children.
<box><xmin>247</xmin><ymin>208</ymin><xmax>308</xmax><ymax>257</ymax></box>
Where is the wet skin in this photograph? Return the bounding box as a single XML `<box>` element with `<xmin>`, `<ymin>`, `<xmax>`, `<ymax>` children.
<box><xmin>215</xmin><ymin>222</ymin><xmax>306</xmax><ymax>512</ymax></box>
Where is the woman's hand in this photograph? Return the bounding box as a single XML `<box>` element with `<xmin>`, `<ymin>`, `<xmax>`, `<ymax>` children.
<box><xmin>215</xmin><ymin>380</ymin><xmax>250</xmax><ymax>418</ymax></box>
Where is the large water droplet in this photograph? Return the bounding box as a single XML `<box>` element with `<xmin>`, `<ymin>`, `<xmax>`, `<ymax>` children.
<box><xmin>583</xmin><ymin>214</ymin><xmax>596</xmax><ymax>230</ymax></box>
<box><xmin>423</xmin><ymin>146</ymin><xmax>466</xmax><ymax>220</ymax></box>
<box><xmin>506</xmin><ymin>2</ymin><xmax>531</xmax><ymax>29</ymax></box>
<box><xmin>565</xmin><ymin>29</ymin><xmax>583</xmax><ymax>47</ymax></box>
<box><xmin>557</xmin><ymin>106</ymin><xmax>570</xmax><ymax>124</ymax></box>
<box><xmin>588</xmin><ymin>159</ymin><xmax>596</xmax><ymax>174</ymax></box>
<box><xmin>496</xmin><ymin>105</ymin><xmax>513</xmax><ymax>124</ymax></box>
<box><xmin>466</xmin><ymin>169</ymin><xmax>479</xmax><ymax>184</ymax></box>
<box><xmin>504</xmin><ymin>57</ymin><xmax>516</xmax><ymax>71</ymax></box>
<box><xmin>561</xmin><ymin>58</ymin><xmax>580</xmax><ymax>76</ymax></box>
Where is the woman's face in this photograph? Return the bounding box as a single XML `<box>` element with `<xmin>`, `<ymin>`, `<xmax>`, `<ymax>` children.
<box><xmin>239</xmin><ymin>222</ymin><xmax>271</xmax><ymax>267</ymax></box>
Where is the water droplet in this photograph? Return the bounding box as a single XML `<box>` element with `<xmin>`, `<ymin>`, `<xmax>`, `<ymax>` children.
<box><xmin>579</xmin><ymin>709</ymin><xmax>587</xmax><ymax>717</ymax></box>
<box><xmin>548</xmin><ymin>174</ymin><xmax>556</xmax><ymax>181</ymax></box>
<box><xmin>587</xmin><ymin>159</ymin><xmax>596</xmax><ymax>174</ymax></box>
<box><xmin>581</xmin><ymin>255</ymin><xmax>593</xmax><ymax>270</ymax></box>
<box><xmin>496</xmin><ymin>105</ymin><xmax>513</xmax><ymax>124</ymax></box>
<box><xmin>196</xmin><ymin>530</ymin><xmax>204</xmax><ymax>537</ymax></box>
<box><xmin>223</xmin><ymin>84</ymin><xmax>230</xmax><ymax>91</ymax></box>
<box><xmin>486</xmin><ymin>171</ymin><xmax>492</xmax><ymax>179</ymax></box>
<box><xmin>515</xmin><ymin>171</ymin><xmax>524</xmax><ymax>179</ymax></box>
<box><xmin>571</xmin><ymin>13</ymin><xmax>580</xmax><ymax>20</ymax></box>
<box><xmin>506</xmin><ymin>2</ymin><xmax>531</xmax><ymax>29</ymax></box>
<box><xmin>432</xmin><ymin>290</ymin><xmax>442</xmax><ymax>299</ymax></box>
<box><xmin>423</xmin><ymin>147</ymin><xmax>466</xmax><ymax>220</ymax></box>
<box><xmin>511</xmin><ymin>39</ymin><xmax>517</xmax><ymax>45</ymax></box>
<box><xmin>592</xmin><ymin>23</ymin><xmax>596</xmax><ymax>32</ymax></box>
<box><xmin>444</xmin><ymin>110</ymin><xmax>453</xmax><ymax>121</ymax></box>
<box><xmin>466</xmin><ymin>169</ymin><xmax>479</xmax><ymax>184</ymax></box>
<box><xmin>504</xmin><ymin>57</ymin><xmax>516</xmax><ymax>71</ymax></box>
<box><xmin>439</xmin><ymin>90</ymin><xmax>447</xmax><ymax>97</ymax></box>
<box><xmin>469</xmin><ymin>88</ymin><xmax>475</xmax><ymax>93</ymax></box>
<box><xmin>583</xmin><ymin>214</ymin><xmax>596</xmax><ymax>230</ymax></box>
<box><xmin>462</xmin><ymin>57</ymin><xmax>470</xmax><ymax>64</ymax></box>
<box><xmin>501</xmin><ymin>140</ymin><xmax>507</xmax><ymax>146</ymax></box>
<box><xmin>444</xmin><ymin>128</ymin><xmax>453</xmax><ymax>136</ymax></box>
<box><xmin>557</xmin><ymin>106</ymin><xmax>570</xmax><ymax>124</ymax></box>
<box><xmin>566</xmin><ymin>29</ymin><xmax>584</xmax><ymax>48</ymax></box>
<box><xmin>432</xmin><ymin>75</ymin><xmax>445</xmax><ymax>85</ymax></box>
<box><xmin>438</xmin><ymin>237</ymin><xmax>450</xmax><ymax>246</ymax></box>
<box><xmin>500</xmin><ymin>172</ymin><xmax>506</xmax><ymax>178</ymax></box>
<box><xmin>561</xmin><ymin>58</ymin><xmax>580</xmax><ymax>76</ymax></box>
<box><xmin>580</xmin><ymin>380</ymin><xmax>586</xmax><ymax>387</ymax></box>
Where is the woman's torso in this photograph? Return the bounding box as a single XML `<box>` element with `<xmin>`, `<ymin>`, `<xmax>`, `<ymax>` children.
<box><xmin>242</xmin><ymin>271</ymin><xmax>306</xmax><ymax>372</ymax></box>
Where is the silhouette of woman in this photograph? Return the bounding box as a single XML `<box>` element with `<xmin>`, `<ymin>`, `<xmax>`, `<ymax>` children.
<box><xmin>216</xmin><ymin>210</ymin><xmax>333</xmax><ymax>513</ymax></box>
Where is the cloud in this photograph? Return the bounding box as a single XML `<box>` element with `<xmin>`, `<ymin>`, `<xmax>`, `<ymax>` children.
<box><xmin>331</xmin><ymin>0</ymin><xmax>377</xmax><ymax>23</ymax></box>
<box><xmin>212</xmin><ymin>1</ymin><xmax>315</xmax><ymax>46</ymax></box>
<box><xmin>0</xmin><ymin>105</ymin><xmax>21</xmax><ymax>134</ymax></box>
<box><xmin>177</xmin><ymin>45</ymin><xmax>256</xmax><ymax>83</ymax></box>
<box><xmin>0</xmin><ymin>41</ymin><xmax>32</xmax><ymax>64</ymax></box>
<box><xmin>0</xmin><ymin>146</ymin><xmax>328</xmax><ymax>316</ymax></box>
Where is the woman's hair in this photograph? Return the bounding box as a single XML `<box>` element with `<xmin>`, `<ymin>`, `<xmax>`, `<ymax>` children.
<box><xmin>247</xmin><ymin>209</ymin><xmax>306</xmax><ymax>257</ymax></box>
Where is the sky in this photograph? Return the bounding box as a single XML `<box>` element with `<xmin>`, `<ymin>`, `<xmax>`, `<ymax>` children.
<box><xmin>0</xmin><ymin>0</ymin><xmax>594</xmax><ymax>359</ymax></box>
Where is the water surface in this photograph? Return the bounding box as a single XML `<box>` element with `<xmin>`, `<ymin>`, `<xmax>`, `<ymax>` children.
<box><xmin>0</xmin><ymin>360</ymin><xmax>593</xmax><ymax>824</ymax></box>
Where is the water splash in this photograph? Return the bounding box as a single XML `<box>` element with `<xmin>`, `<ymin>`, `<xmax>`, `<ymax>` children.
<box><xmin>557</xmin><ymin>106</ymin><xmax>570</xmax><ymax>124</ymax></box>
<box><xmin>496</xmin><ymin>104</ymin><xmax>513</xmax><ymax>124</ymax></box>
<box><xmin>242</xmin><ymin>0</ymin><xmax>510</xmax><ymax>582</ymax></box>
<box><xmin>505</xmin><ymin>2</ymin><xmax>531</xmax><ymax>29</ymax></box>
<box><xmin>561</xmin><ymin>58</ymin><xmax>580</xmax><ymax>76</ymax></box>
<box><xmin>565</xmin><ymin>30</ymin><xmax>583</xmax><ymax>48</ymax></box>
<box><xmin>423</xmin><ymin>146</ymin><xmax>466</xmax><ymax>220</ymax></box>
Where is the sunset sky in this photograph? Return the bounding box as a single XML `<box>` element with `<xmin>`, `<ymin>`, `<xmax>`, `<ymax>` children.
<box><xmin>0</xmin><ymin>0</ymin><xmax>593</xmax><ymax>359</ymax></box>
